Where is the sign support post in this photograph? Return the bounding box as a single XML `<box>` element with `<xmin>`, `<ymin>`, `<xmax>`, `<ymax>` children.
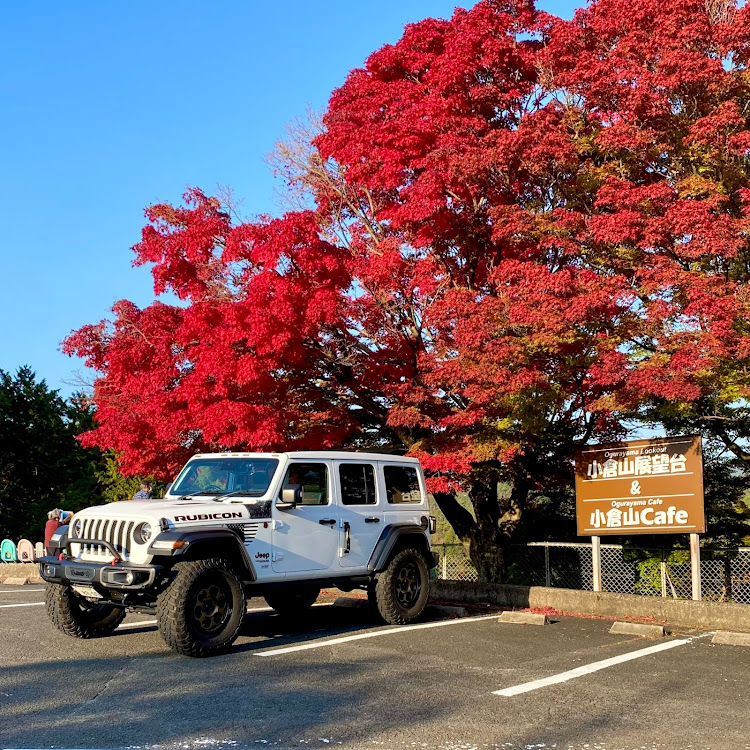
<box><xmin>592</xmin><ymin>535</ymin><xmax>602</xmax><ymax>592</ymax></box>
<box><xmin>690</xmin><ymin>533</ymin><xmax>701</xmax><ymax>601</ymax></box>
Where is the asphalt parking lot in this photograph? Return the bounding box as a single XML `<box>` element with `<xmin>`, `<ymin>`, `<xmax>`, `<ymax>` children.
<box><xmin>1</xmin><ymin>584</ymin><xmax>749</xmax><ymax>750</ymax></box>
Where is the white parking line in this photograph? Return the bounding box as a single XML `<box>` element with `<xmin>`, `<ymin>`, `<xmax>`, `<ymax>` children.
<box><xmin>0</xmin><ymin>588</ymin><xmax>45</xmax><ymax>594</ymax></box>
<box><xmin>254</xmin><ymin>614</ymin><xmax>499</xmax><ymax>656</ymax></box>
<box><xmin>492</xmin><ymin>638</ymin><xmax>692</xmax><ymax>696</ymax></box>
<box><xmin>118</xmin><ymin>619</ymin><xmax>157</xmax><ymax>630</ymax></box>
<box><xmin>0</xmin><ymin>602</ymin><xmax>44</xmax><ymax>609</ymax></box>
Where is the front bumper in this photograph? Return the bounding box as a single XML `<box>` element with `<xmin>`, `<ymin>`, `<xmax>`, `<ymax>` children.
<box><xmin>39</xmin><ymin>556</ymin><xmax>161</xmax><ymax>590</ymax></box>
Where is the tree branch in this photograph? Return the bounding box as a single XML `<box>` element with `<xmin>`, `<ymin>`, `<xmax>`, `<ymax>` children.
<box><xmin>432</xmin><ymin>491</ymin><xmax>477</xmax><ymax>541</ymax></box>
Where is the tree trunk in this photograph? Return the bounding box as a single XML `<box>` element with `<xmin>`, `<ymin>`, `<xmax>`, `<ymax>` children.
<box><xmin>433</xmin><ymin>475</ymin><xmax>530</xmax><ymax>584</ymax></box>
<box><xmin>466</xmin><ymin>479</ymin><xmax>507</xmax><ymax>582</ymax></box>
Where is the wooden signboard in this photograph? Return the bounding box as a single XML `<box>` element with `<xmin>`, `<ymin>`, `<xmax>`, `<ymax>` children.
<box><xmin>575</xmin><ymin>436</ymin><xmax>704</xmax><ymax>536</ymax></box>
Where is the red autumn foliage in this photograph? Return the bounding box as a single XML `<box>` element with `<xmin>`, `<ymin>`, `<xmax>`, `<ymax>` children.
<box><xmin>66</xmin><ymin>0</ymin><xmax>750</xmax><ymax>580</ymax></box>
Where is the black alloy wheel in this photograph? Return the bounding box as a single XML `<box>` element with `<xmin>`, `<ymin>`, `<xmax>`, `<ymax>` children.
<box><xmin>394</xmin><ymin>558</ymin><xmax>422</xmax><ymax>609</ymax></box>
<box><xmin>191</xmin><ymin>575</ymin><xmax>233</xmax><ymax>634</ymax></box>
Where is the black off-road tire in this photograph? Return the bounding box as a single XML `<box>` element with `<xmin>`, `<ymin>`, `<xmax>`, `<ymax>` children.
<box><xmin>45</xmin><ymin>583</ymin><xmax>125</xmax><ymax>638</ymax></box>
<box><xmin>264</xmin><ymin>587</ymin><xmax>320</xmax><ymax>616</ymax></box>
<box><xmin>374</xmin><ymin>548</ymin><xmax>430</xmax><ymax>624</ymax></box>
<box><xmin>156</xmin><ymin>559</ymin><xmax>245</xmax><ymax>657</ymax></box>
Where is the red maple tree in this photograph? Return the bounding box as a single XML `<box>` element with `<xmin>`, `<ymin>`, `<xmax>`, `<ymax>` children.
<box><xmin>66</xmin><ymin>0</ymin><xmax>750</xmax><ymax>580</ymax></box>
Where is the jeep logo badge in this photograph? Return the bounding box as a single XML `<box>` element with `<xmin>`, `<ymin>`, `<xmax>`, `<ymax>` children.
<box><xmin>68</xmin><ymin>567</ymin><xmax>94</xmax><ymax>581</ymax></box>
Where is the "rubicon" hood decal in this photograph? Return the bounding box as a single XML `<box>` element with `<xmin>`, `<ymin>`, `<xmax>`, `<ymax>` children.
<box><xmin>173</xmin><ymin>511</ymin><xmax>245</xmax><ymax>522</ymax></box>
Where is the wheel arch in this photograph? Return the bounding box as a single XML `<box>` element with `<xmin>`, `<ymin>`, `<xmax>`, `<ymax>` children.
<box><xmin>368</xmin><ymin>525</ymin><xmax>434</xmax><ymax>573</ymax></box>
<box><xmin>166</xmin><ymin>530</ymin><xmax>257</xmax><ymax>581</ymax></box>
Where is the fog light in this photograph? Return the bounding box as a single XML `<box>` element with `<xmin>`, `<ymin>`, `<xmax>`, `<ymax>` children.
<box><xmin>124</xmin><ymin>571</ymin><xmax>135</xmax><ymax>585</ymax></box>
<box><xmin>44</xmin><ymin>564</ymin><xmax>56</xmax><ymax>577</ymax></box>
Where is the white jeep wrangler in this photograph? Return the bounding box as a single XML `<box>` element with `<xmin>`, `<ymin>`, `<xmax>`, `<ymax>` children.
<box><xmin>40</xmin><ymin>452</ymin><xmax>436</xmax><ymax>657</ymax></box>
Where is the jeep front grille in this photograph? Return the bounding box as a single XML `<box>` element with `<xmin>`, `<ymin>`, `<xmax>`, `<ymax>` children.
<box><xmin>70</xmin><ymin>517</ymin><xmax>136</xmax><ymax>561</ymax></box>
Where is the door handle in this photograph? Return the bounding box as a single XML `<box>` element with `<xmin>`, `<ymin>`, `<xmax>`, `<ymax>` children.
<box><xmin>319</xmin><ymin>519</ymin><xmax>336</xmax><ymax>526</ymax></box>
<box><xmin>364</xmin><ymin>517</ymin><xmax>381</xmax><ymax>523</ymax></box>
<box><xmin>343</xmin><ymin>521</ymin><xmax>351</xmax><ymax>553</ymax></box>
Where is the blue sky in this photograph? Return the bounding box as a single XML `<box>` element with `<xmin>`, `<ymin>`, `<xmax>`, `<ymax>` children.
<box><xmin>0</xmin><ymin>0</ymin><xmax>577</xmax><ymax>396</ymax></box>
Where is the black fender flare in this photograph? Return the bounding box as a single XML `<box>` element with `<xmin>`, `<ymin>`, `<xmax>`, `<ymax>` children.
<box><xmin>149</xmin><ymin>529</ymin><xmax>257</xmax><ymax>581</ymax></box>
<box><xmin>367</xmin><ymin>524</ymin><xmax>435</xmax><ymax>573</ymax></box>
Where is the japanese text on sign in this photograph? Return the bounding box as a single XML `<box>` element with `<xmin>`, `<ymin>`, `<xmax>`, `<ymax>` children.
<box><xmin>575</xmin><ymin>436</ymin><xmax>704</xmax><ymax>536</ymax></box>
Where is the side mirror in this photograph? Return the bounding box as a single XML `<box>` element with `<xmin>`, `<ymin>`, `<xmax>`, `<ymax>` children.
<box><xmin>276</xmin><ymin>484</ymin><xmax>303</xmax><ymax>511</ymax></box>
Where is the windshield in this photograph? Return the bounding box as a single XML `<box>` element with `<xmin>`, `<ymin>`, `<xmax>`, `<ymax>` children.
<box><xmin>170</xmin><ymin>457</ymin><xmax>279</xmax><ymax>498</ymax></box>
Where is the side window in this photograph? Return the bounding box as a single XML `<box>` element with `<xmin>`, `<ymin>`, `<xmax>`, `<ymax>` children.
<box><xmin>384</xmin><ymin>465</ymin><xmax>422</xmax><ymax>504</ymax></box>
<box><xmin>339</xmin><ymin>464</ymin><xmax>377</xmax><ymax>506</ymax></box>
<box><xmin>282</xmin><ymin>463</ymin><xmax>329</xmax><ymax>506</ymax></box>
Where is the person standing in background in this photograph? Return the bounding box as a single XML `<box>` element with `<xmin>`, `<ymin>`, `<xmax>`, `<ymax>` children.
<box><xmin>132</xmin><ymin>481</ymin><xmax>152</xmax><ymax>500</ymax></box>
<box><xmin>44</xmin><ymin>509</ymin><xmax>71</xmax><ymax>554</ymax></box>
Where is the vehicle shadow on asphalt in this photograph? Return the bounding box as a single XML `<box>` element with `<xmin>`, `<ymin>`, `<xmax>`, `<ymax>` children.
<box><xmin>233</xmin><ymin>601</ymin><xmax>457</xmax><ymax>653</ymax></box>
<box><xmin>105</xmin><ymin>601</ymin><xmax>459</xmax><ymax>651</ymax></box>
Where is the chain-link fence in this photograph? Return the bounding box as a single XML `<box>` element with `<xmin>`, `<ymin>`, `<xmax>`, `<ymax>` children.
<box><xmin>431</xmin><ymin>542</ymin><xmax>750</xmax><ymax>604</ymax></box>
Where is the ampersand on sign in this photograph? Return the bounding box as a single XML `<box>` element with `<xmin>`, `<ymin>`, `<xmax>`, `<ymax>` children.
<box><xmin>630</xmin><ymin>480</ymin><xmax>641</xmax><ymax>496</ymax></box>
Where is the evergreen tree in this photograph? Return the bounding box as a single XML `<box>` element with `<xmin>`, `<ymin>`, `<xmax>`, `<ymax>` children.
<box><xmin>0</xmin><ymin>368</ymin><xmax>102</xmax><ymax>541</ymax></box>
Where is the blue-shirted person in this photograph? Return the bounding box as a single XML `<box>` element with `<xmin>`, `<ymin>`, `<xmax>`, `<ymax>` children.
<box><xmin>132</xmin><ymin>481</ymin><xmax>152</xmax><ymax>500</ymax></box>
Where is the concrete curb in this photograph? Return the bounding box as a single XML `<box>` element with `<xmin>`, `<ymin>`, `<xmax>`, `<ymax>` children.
<box><xmin>498</xmin><ymin>611</ymin><xmax>548</xmax><ymax>626</ymax></box>
<box><xmin>609</xmin><ymin>621</ymin><xmax>665</xmax><ymax>638</ymax></box>
<box><xmin>0</xmin><ymin>563</ymin><xmax>42</xmax><ymax>584</ymax></box>
<box><xmin>712</xmin><ymin>631</ymin><xmax>750</xmax><ymax>647</ymax></box>
<box><xmin>430</xmin><ymin>580</ymin><xmax>750</xmax><ymax>633</ymax></box>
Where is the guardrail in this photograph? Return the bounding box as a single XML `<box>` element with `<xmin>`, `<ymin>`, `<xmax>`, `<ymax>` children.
<box><xmin>431</xmin><ymin>542</ymin><xmax>750</xmax><ymax>605</ymax></box>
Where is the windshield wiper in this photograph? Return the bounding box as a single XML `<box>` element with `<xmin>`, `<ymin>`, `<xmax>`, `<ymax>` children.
<box><xmin>219</xmin><ymin>490</ymin><xmax>266</xmax><ymax>501</ymax></box>
<box><xmin>179</xmin><ymin>490</ymin><xmax>229</xmax><ymax>500</ymax></box>
<box><xmin>178</xmin><ymin>490</ymin><xmax>266</xmax><ymax>502</ymax></box>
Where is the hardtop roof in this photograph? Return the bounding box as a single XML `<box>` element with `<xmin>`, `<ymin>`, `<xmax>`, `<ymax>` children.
<box><xmin>190</xmin><ymin>451</ymin><xmax>420</xmax><ymax>464</ymax></box>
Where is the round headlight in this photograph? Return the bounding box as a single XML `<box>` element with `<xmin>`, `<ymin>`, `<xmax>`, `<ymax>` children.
<box><xmin>72</xmin><ymin>519</ymin><xmax>82</xmax><ymax>537</ymax></box>
<box><xmin>134</xmin><ymin>522</ymin><xmax>153</xmax><ymax>545</ymax></box>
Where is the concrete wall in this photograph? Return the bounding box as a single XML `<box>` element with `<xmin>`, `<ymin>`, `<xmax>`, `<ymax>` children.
<box><xmin>0</xmin><ymin>563</ymin><xmax>42</xmax><ymax>583</ymax></box>
<box><xmin>431</xmin><ymin>580</ymin><xmax>750</xmax><ymax>633</ymax></box>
